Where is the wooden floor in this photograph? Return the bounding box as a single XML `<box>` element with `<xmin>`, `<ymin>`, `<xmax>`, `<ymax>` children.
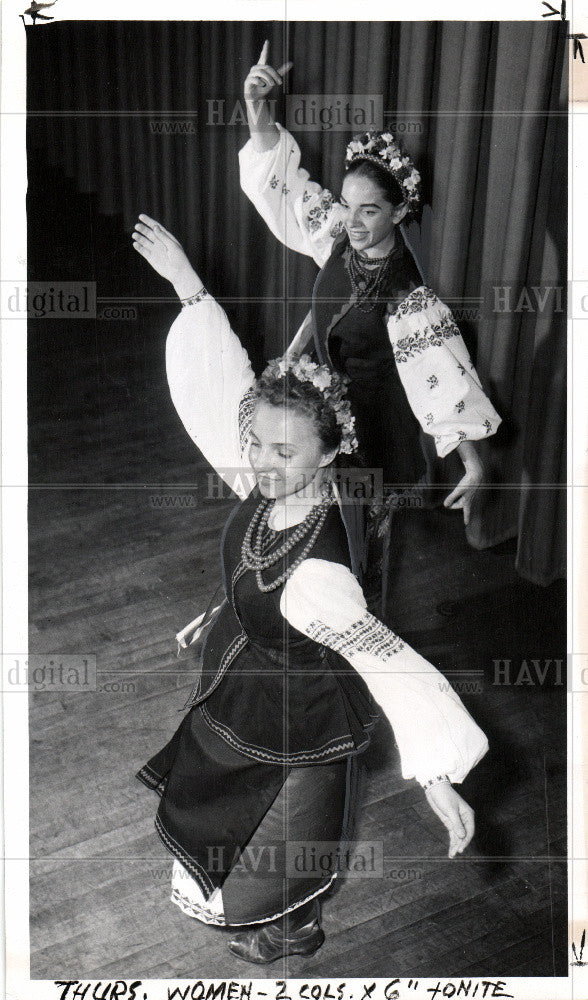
<box><xmin>25</xmin><ymin>174</ymin><xmax>567</xmax><ymax>978</ymax></box>
<box><xmin>28</xmin><ymin>314</ymin><xmax>567</xmax><ymax>979</ymax></box>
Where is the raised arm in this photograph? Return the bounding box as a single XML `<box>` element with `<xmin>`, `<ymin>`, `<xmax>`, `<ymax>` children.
<box><xmin>132</xmin><ymin>215</ymin><xmax>256</xmax><ymax>497</ymax></box>
<box><xmin>281</xmin><ymin>557</ymin><xmax>487</xmax><ymax>857</ymax></box>
<box><xmin>243</xmin><ymin>39</ymin><xmax>288</xmax><ymax>153</ymax></box>
<box><xmin>240</xmin><ymin>43</ymin><xmax>345</xmax><ymax>267</ymax></box>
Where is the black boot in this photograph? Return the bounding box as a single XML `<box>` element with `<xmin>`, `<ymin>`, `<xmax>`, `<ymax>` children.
<box><xmin>228</xmin><ymin>898</ymin><xmax>324</xmax><ymax>964</ymax></box>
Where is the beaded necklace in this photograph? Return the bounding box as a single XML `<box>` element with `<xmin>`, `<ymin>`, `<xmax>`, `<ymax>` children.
<box><xmin>343</xmin><ymin>243</ymin><xmax>397</xmax><ymax>313</ymax></box>
<box><xmin>241</xmin><ymin>494</ymin><xmax>334</xmax><ymax>593</ymax></box>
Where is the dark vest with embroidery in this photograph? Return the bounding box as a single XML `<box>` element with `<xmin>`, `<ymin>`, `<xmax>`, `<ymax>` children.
<box><xmin>312</xmin><ymin>232</ymin><xmax>427</xmax><ymax>485</ymax></box>
<box><xmin>186</xmin><ymin>487</ymin><xmax>381</xmax><ymax>764</ymax></box>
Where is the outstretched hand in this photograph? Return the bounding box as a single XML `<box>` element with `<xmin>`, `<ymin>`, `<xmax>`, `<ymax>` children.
<box><xmin>425</xmin><ymin>783</ymin><xmax>475</xmax><ymax>858</ymax></box>
<box><xmin>132</xmin><ymin>214</ymin><xmax>192</xmax><ymax>286</ymax></box>
<box><xmin>244</xmin><ymin>39</ymin><xmax>292</xmax><ymax>101</ymax></box>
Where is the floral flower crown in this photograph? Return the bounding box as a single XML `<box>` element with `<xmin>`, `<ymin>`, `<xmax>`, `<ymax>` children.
<box><xmin>345</xmin><ymin>131</ymin><xmax>421</xmax><ymax>211</ymax></box>
<box><xmin>261</xmin><ymin>354</ymin><xmax>358</xmax><ymax>455</ymax></box>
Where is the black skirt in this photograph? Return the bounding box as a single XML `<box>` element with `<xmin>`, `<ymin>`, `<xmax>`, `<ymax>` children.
<box><xmin>137</xmin><ymin>705</ymin><xmax>356</xmax><ymax>925</ymax></box>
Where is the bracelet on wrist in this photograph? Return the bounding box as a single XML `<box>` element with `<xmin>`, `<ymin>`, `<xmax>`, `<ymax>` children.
<box><xmin>180</xmin><ymin>287</ymin><xmax>208</xmax><ymax>308</ymax></box>
<box><xmin>420</xmin><ymin>774</ymin><xmax>451</xmax><ymax>791</ymax></box>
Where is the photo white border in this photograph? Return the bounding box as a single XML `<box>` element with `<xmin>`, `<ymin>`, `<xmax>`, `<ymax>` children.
<box><xmin>2</xmin><ymin>1</ymin><xmax>585</xmax><ymax>997</ymax></box>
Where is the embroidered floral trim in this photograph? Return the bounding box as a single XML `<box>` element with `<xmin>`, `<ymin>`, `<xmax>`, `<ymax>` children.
<box><xmin>269</xmin><ymin>175</ymin><xmax>279</xmax><ymax>189</ymax></box>
<box><xmin>456</xmin><ymin>400</ymin><xmax>465</xmax><ymax>413</ymax></box>
<box><xmin>425</xmin><ymin>412</ymin><xmax>434</xmax><ymax>426</ymax></box>
<box><xmin>393</xmin><ymin>287</ymin><xmax>439</xmax><ymax>317</ymax></box>
<box><xmin>306</xmin><ymin>191</ymin><xmax>336</xmax><ymax>233</ymax></box>
<box><xmin>421</xmin><ymin>773</ymin><xmax>451</xmax><ymax>791</ymax></box>
<box><xmin>330</xmin><ymin>220</ymin><xmax>346</xmax><ymax>238</ymax></box>
<box><xmin>483</xmin><ymin>418</ymin><xmax>493</xmax><ymax>434</ymax></box>
<box><xmin>427</xmin><ymin>374</ymin><xmax>439</xmax><ymax>388</ymax></box>
<box><xmin>281</xmin><ymin>183</ymin><xmax>290</xmax><ymax>195</ymax></box>
<box><xmin>392</xmin><ymin>314</ymin><xmax>462</xmax><ymax>364</ymax></box>
<box><xmin>436</xmin><ymin>431</ymin><xmax>468</xmax><ymax>445</ymax></box>
<box><xmin>238</xmin><ymin>387</ymin><xmax>257</xmax><ymax>455</ymax></box>
<box><xmin>306</xmin><ymin>612</ymin><xmax>405</xmax><ymax>661</ymax></box>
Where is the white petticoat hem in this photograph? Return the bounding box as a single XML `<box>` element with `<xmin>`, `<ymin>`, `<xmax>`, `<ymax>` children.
<box><xmin>171</xmin><ymin>858</ymin><xmax>337</xmax><ymax>927</ymax></box>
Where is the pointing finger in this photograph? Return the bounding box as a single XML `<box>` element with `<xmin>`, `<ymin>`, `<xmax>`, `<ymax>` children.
<box><xmin>258</xmin><ymin>39</ymin><xmax>269</xmax><ymax>65</ymax></box>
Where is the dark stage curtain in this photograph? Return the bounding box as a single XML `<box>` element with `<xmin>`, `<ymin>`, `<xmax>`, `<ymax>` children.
<box><xmin>27</xmin><ymin>20</ymin><xmax>567</xmax><ymax>585</ymax></box>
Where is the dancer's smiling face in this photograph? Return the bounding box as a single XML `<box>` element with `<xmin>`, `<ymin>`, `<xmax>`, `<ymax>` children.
<box><xmin>340</xmin><ymin>173</ymin><xmax>406</xmax><ymax>255</ymax></box>
<box><xmin>249</xmin><ymin>401</ymin><xmax>337</xmax><ymax>500</ymax></box>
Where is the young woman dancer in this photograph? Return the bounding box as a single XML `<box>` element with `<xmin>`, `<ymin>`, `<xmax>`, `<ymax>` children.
<box><xmin>240</xmin><ymin>43</ymin><xmax>501</xmax><ymax>590</ymax></box>
<box><xmin>132</xmin><ymin>215</ymin><xmax>488</xmax><ymax>965</ymax></box>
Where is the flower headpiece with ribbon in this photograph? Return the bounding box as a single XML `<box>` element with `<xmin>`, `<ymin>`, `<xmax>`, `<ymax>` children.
<box><xmin>260</xmin><ymin>354</ymin><xmax>358</xmax><ymax>455</ymax></box>
<box><xmin>345</xmin><ymin>132</ymin><xmax>421</xmax><ymax>212</ymax></box>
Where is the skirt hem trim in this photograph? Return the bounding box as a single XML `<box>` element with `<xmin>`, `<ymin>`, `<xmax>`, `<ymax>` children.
<box><xmin>171</xmin><ymin>872</ymin><xmax>338</xmax><ymax>928</ymax></box>
<box><xmin>200</xmin><ymin>704</ymin><xmax>374</xmax><ymax>764</ymax></box>
<box><xmin>136</xmin><ymin>764</ymin><xmax>166</xmax><ymax>797</ymax></box>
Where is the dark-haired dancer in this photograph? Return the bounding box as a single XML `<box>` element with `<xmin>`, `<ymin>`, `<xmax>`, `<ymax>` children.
<box><xmin>132</xmin><ymin>215</ymin><xmax>488</xmax><ymax>965</ymax></box>
<box><xmin>241</xmin><ymin>44</ymin><xmax>501</xmax><ymax>594</ymax></box>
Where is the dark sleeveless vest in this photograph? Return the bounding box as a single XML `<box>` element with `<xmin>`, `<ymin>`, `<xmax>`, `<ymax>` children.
<box><xmin>312</xmin><ymin>232</ymin><xmax>427</xmax><ymax>486</ymax></box>
<box><xmin>184</xmin><ymin>487</ymin><xmax>381</xmax><ymax>764</ymax></box>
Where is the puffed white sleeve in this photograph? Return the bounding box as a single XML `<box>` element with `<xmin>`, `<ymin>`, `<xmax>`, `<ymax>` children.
<box><xmin>239</xmin><ymin>123</ymin><xmax>346</xmax><ymax>268</ymax></box>
<box><xmin>387</xmin><ymin>287</ymin><xmax>502</xmax><ymax>458</ymax></box>
<box><xmin>166</xmin><ymin>295</ymin><xmax>257</xmax><ymax>499</ymax></box>
<box><xmin>280</xmin><ymin>558</ymin><xmax>488</xmax><ymax>785</ymax></box>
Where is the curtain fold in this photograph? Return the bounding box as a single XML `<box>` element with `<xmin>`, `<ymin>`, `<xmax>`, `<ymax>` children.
<box><xmin>27</xmin><ymin>20</ymin><xmax>567</xmax><ymax>585</ymax></box>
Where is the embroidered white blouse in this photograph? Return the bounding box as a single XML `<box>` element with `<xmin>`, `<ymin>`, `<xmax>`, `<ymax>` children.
<box><xmin>166</xmin><ymin>294</ymin><xmax>489</xmax><ymax>787</ymax></box>
<box><xmin>239</xmin><ymin>124</ymin><xmax>501</xmax><ymax>458</ymax></box>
